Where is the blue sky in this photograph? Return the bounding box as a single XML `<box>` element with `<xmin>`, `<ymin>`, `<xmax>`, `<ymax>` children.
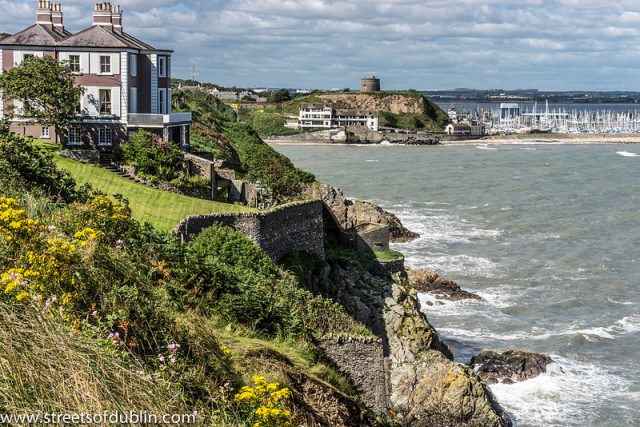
<box><xmin>3</xmin><ymin>0</ymin><xmax>640</xmax><ymax>90</ymax></box>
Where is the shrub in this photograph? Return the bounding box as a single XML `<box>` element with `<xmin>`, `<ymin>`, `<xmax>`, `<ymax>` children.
<box><xmin>119</xmin><ymin>130</ymin><xmax>184</xmax><ymax>181</ymax></box>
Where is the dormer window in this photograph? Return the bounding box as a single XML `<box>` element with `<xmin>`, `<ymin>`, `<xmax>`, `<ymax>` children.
<box><xmin>100</xmin><ymin>55</ymin><xmax>111</xmax><ymax>74</ymax></box>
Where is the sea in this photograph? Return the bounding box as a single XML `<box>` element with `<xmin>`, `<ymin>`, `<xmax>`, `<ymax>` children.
<box><xmin>273</xmin><ymin>143</ymin><xmax>640</xmax><ymax>427</ymax></box>
<box><xmin>434</xmin><ymin>101</ymin><xmax>640</xmax><ymax>115</ymax></box>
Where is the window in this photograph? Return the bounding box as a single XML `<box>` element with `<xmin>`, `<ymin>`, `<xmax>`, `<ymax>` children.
<box><xmin>129</xmin><ymin>87</ymin><xmax>137</xmax><ymax>113</ymax></box>
<box><xmin>100</xmin><ymin>55</ymin><xmax>111</xmax><ymax>74</ymax></box>
<box><xmin>99</xmin><ymin>89</ymin><xmax>111</xmax><ymax>115</ymax></box>
<box><xmin>129</xmin><ymin>54</ymin><xmax>137</xmax><ymax>77</ymax></box>
<box><xmin>158</xmin><ymin>89</ymin><xmax>166</xmax><ymax>114</ymax></box>
<box><xmin>41</xmin><ymin>127</ymin><xmax>50</xmax><ymax>139</ymax></box>
<box><xmin>98</xmin><ymin>128</ymin><xmax>112</xmax><ymax>146</ymax></box>
<box><xmin>23</xmin><ymin>53</ymin><xmax>35</xmax><ymax>61</ymax></box>
<box><xmin>69</xmin><ymin>55</ymin><xmax>80</xmax><ymax>73</ymax></box>
<box><xmin>158</xmin><ymin>56</ymin><xmax>167</xmax><ymax>77</ymax></box>
<box><xmin>67</xmin><ymin>127</ymin><xmax>82</xmax><ymax>146</ymax></box>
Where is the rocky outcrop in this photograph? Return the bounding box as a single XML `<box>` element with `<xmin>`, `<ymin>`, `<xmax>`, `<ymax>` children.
<box><xmin>294</xmin><ymin>256</ymin><xmax>511</xmax><ymax>426</ymax></box>
<box><xmin>315</xmin><ymin>93</ymin><xmax>427</xmax><ymax>115</ymax></box>
<box><xmin>320</xmin><ymin>184</ymin><xmax>419</xmax><ymax>242</ymax></box>
<box><xmin>470</xmin><ymin>350</ymin><xmax>554</xmax><ymax>385</ymax></box>
<box><xmin>407</xmin><ymin>268</ymin><xmax>484</xmax><ymax>302</ymax></box>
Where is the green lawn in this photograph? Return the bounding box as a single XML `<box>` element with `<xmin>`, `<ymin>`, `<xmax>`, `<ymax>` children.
<box><xmin>41</xmin><ymin>144</ymin><xmax>255</xmax><ymax>231</ymax></box>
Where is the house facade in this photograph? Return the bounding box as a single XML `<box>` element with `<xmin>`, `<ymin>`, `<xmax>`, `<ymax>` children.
<box><xmin>0</xmin><ymin>1</ymin><xmax>191</xmax><ymax>149</ymax></box>
<box><xmin>298</xmin><ymin>103</ymin><xmax>379</xmax><ymax>131</ymax></box>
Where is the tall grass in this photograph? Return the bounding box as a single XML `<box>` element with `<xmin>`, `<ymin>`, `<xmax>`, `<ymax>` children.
<box><xmin>0</xmin><ymin>302</ymin><xmax>184</xmax><ymax>417</ymax></box>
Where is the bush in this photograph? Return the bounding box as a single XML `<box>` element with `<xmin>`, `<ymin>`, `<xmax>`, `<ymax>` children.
<box><xmin>119</xmin><ymin>130</ymin><xmax>184</xmax><ymax>181</ymax></box>
<box><xmin>0</xmin><ymin>132</ymin><xmax>90</xmax><ymax>202</ymax></box>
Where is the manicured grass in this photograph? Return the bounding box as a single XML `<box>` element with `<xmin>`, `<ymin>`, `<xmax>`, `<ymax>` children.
<box><xmin>39</xmin><ymin>143</ymin><xmax>255</xmax><ymax>231</ymax></box>
<box><xmin>375</xmin><ymin>250</ymin><xmax>405</xmax><ymax>261</ymax></box>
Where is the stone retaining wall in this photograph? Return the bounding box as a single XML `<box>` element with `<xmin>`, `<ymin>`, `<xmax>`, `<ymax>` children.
<box><xmin>318</xmin><ymin>336</ymin><xmax>388</xmax><ymax>413</ymax></box>
<box><xmin>174</xmin><ymin>200</ymin><xmax>325</xmax><ymax>261</ymax></box>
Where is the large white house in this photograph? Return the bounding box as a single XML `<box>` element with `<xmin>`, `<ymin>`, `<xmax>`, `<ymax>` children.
<box><xmin>298</xmin><ymin>103</ymin><xmax>379</xmax><ymax>131</ymax></box>
<box><xmin>0</xmin><ymin>1</ymin><xmax>191</xmax><ymax>149</ymax></box>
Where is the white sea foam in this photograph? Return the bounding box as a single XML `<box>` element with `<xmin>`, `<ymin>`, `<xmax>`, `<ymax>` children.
<box><xmin>365</xmin><ymin>159</ymin><xmax>379</xmax><ymax>162</ymax></box>
<box><xmin>404</xmin><ymin>253</ymin><xmax>499</xmax><ymax>278</ymax></box>
<box><xmin>476</xmin><ymin>144</ymin><xmax>498</xmax><ymax>150</ymax></box>
<box><xmin>491</xmin><ymin>355</ymin><xmax>631</xmax><ymax>427</ymax></box>
<box><xmin>616</xmin><ymin>151</ymin><xmax>639</xmax><ymax>157</ymax></box>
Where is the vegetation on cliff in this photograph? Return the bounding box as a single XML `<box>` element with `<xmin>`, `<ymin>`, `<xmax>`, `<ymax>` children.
<box><xmin>0</xmin><ymin>132</ymin><xmax>384</xmax><ymax>426</ymax></box>
<box><xmin>172</xmin><ymin>89</ymin><xmax>314</xmax><ymax>200</ymax></box>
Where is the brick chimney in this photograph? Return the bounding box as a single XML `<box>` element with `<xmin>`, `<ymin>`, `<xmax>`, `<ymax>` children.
<box><xmin>111</xmin><ymin>4</ymin><xmax>123</xmax><ymax>33</ymax></box>
<box><xmin>92</xmin><ymin>2</ymin><xmax>113</xmax><ymax>28</ymax></box>
<box><xmin>36</xmin><ymin>0</ymin><xmax>53</xmax><ymax>29</ymax></box>
<box><xmin>51</xmin><ymin>3</ymin><xmax>64</xmax><ymax>33</ymax></box>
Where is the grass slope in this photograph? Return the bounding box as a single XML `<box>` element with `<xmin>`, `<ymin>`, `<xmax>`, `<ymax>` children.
<box><xmin>44</xmin><ymin>145</ymin><xmax>254</xmax><ymax>231</ymax></box>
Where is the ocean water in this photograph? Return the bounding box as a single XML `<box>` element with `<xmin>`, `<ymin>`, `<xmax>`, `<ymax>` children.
<box><xmin>273</xmin><ymin>143</ymin><xmax>640</xmax><ymax>426</ymax></box>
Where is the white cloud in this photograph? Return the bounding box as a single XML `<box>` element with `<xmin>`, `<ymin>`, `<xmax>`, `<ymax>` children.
<box><xmin>2</xmin><ymin>0</ymin><xmax>640</xmax><ymax>90</ymax></box>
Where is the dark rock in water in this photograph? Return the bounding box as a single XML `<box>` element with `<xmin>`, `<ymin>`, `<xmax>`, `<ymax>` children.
<box><xmin>407</xmin><ymin>268</ymin><xmax>484</xmax><ymax>302</ymax></box>
<box><xmin>470</xmin><ymin>350</ymin><xmax>554</xmax><ymax>384</ymax></box>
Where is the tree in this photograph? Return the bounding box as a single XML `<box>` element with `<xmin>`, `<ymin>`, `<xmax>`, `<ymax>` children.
<box><xmin>0</xmin><ymin>56</ymin><xmax>84</xmax><ymax>143</ymax></box>
<box><xmin>271</xmin><ymin>89</ymin><xmax>291</xmax><ymax>103</ymax></box>
<box><xmin>0</xmin><ymin>33</ymin><xmax>10</xmax><ymax>41</ymax></box>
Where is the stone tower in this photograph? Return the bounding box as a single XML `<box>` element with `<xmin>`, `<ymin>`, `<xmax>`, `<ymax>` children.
<box><xmin>360</xmin><ymin>76</ymin><xmax>381</xmax><ymax>93</ymax></box>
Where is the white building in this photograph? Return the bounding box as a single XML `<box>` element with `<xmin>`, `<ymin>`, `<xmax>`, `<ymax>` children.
<box><xmin>298</xmin><ymin>103</ymin><xmax>379</xmax><ymax>131</ymax></box>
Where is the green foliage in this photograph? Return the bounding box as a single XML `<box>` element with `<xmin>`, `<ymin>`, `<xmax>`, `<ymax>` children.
<box><xmin>119</xmin><ymin>130</ymin><xmax>184</xmax><ymax>181</ymax></box>
<box><xmin>0</xmin><ymin>132</ymin><xmax>90</xmax><ymax>202</ymax></box>
<box><xmin>239</xmin><ymin>110</ymin><xmax>303</xmax><ymax>137</ymax></box>
<box><xmin>375</xmin><ymin>250</ymin><xmax>404</xmax><ymax>261</ymax></box>
<box><xmin>0</xmin><ymin>56</ymin><xmax>84</xmax><ymax>142</ymax></box>
<box><xmin>271</xmin><ymin>89</ymin><xmax>291</xmax><ymax>103</ymax></box>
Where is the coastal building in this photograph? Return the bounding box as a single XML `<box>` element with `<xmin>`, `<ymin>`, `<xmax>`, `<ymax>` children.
<box><xmin>210</xmin><ymin>88</ymin><xmax>238</xmax><ymax>101</ymax></box>
<box><xmin>0</xmin><ymin>1</ymin><xmax>191</xmax><ymax>149</ymax></box>
<box><xmin>360</xmin><ymin>76</ymin><xmax>381</xmax><ymax>93</ymax></box>
<box><xmin>500</xmin><ymin>103</ymin><xmax>521</xmax><ymax>123</ymax></box>
<box><xmin>445</xmin><ymin>121</ymin><xmax>485</xmax><ymax>136</ymax></box>
<box><xmin>298</xmin><ymin>104</ymin><xmax>379</xmax><ymax>131</ymax></box>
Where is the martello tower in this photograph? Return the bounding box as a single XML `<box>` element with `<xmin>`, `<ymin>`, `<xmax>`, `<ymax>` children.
<box><xmin>360</xmin><ymin>76</ymin><xmax>381</xmax><ymax>92</ymax></box>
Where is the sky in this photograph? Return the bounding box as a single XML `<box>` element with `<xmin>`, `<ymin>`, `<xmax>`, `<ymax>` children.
<box><xmin>3</xmin><ymin>0</ymin><xmax>640</xmax><ymax>91</ymax></box>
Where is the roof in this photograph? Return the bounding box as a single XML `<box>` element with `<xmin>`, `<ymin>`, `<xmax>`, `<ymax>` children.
<box><xmin>1</xmin><ymin>23</ymin><xmax>162</xmax><ymax>52</ymax></box>
<box><xmin>300</xmin><ymin>103</ymin><xmax>330</xmax><ymax>109</ymax></box>
<box><xmin>58</xmin><ymin>25</ymin><xmax>155</xmax><ymax>50</ymax></box>
<box><xmin>1</xmin><ymin>24</ymin><xmax>67</xmax><ymax>46</ymax></box>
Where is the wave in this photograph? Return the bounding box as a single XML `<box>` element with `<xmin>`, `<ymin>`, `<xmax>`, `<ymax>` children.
<box><xmin>404</xmin><ymin>253</ymin><xmax>499</xmax><ymax>278</ymax></box>
<box><xmin>476</xmin><ymin>145</ymin><xmax>498</xmax><ymax>150</ymax></box>
<box><xmin>365</xmin><ymin>159</ymin><xmax>379</xmax><ymax>162</ymax></box>
<box><xmin>491</xmin><ymin>355</ymin><xmax>632</xmax><ymax>427</ymax></box>
<box><xmin>616</xmin><ymin>151</ymin><xmax>639</xmax><ymax>157</ymax></box>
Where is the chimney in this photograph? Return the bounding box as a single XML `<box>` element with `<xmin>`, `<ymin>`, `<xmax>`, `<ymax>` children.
<box><xmin>92</xmin><ymin>2</ymin><xmax>113</xmax><ymax>29</ymax></box>
<box><xmin>36</xmin><ymin>0</ymin><xmax>53</xmax><ymax>29</ymax></box>
<box><xmin>51</xmin><ymin>3</ymin><xmax>64</xmax><ymax>33</ymax></box>
<box><xmin>111</xmin><ymin>4</ymin><xmax>123</xmax><ymax>33</ymax></box>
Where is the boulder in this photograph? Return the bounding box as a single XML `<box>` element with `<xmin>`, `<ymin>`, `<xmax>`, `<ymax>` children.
<box><xmin>407</xmin><ymin>268</ymin><xmax>484</xmax><ymax>302</ymax></box>
<box><xmin>320</xmin><ymin>184</ymin><xmax>419</xmax><ymax>242</ymax></box>
<box><xmin>470</xmin><ymin>350</ymin><xmax>554</xmax><ymax>385</ymax></box>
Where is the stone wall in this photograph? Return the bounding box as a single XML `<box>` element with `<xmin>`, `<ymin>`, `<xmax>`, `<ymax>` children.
<box><xmin>183</xmin><ymin>152</ymin><xmax>217</xmax><ymax>200</ymax></box>
<box><xmin>318</xmin><ymin>336</ymin><xmax>388</xmax><ymax>413</ymax></box>
<box><xmin>174</xmin><ymin>200</ymin><xmax>325</xmax><ymax>261</ymax></box>
<box><xmin>372</xmin><ymin>258</ymin><xmax>405</xmax><ymax>278</ymax></box>
<box><xmin>60</xmin><ymin>148</ymin><xmax>100</xmax><ymax>164</ymax></box>
<box><xmin>354</xmin><ymin>223</ymin><xmax>390</xmax><ymax>252</ymax></box>
<box><xmin>228</xmin><ymin>179</ymin><xmax>258</xmax><ymax>207</ymax></box>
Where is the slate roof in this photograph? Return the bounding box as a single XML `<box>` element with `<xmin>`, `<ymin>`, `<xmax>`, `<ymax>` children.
<box><xmin>1</xmin><ymin>24</ymin><xmax>67</xmax><ymax>46</ymax></box>
<box><xmin>1</xmin><ymin>23</ymin><xmax>163</xmax><ymax>52</ymax></box>
<box><xmin>58</xmin><ymin>25</ymin><xmax>156</xmax><ymax>50</ymax></box>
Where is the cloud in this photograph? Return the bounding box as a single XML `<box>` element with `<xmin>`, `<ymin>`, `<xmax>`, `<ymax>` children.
<box><xmin>3</xmin><ymin>0</ymin><xmax>640</xmax><ymax>90</ymax></box>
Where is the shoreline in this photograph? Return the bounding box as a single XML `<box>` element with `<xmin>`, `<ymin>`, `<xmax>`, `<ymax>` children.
<box><xmin>267</xmin><ymin>134</ymin><xmax>640</xmax><ymax>146</ymax></box>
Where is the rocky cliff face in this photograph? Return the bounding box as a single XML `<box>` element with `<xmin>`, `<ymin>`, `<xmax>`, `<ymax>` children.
<box><xmin>321</xmin><ymin>184</ymin><xmax>419</xmax><ymax>242</ymax></box>
<box><xmin>293</xmin><ymin>256</ymin><xmax>512</xmax><ymax>426</ymax></box>
<box><xmin>315</xmin><ymin>93</ymin><xmax>427</xmax><ymax>115</ymax></box>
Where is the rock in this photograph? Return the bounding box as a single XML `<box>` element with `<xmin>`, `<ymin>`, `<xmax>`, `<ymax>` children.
<box><xmin>407</xmin><ymin>268</ymin><xmax>484</xmax><ymax>302</ymax></box>
<box><xmin>320</xmin><ymin>184</ymin><xmax>419</xmax><ymax>242</ymax></box>
<box><xmin>470</xmin><ymin>350</ymin><xmax>554</xmax><ymax>385</ymax></box>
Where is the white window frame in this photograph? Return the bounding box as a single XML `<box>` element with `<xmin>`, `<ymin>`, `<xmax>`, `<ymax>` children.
<box><xmin>158</xmin><ymin>56</ymin><xmax>167</xmax><ymax>78</ymax></box>
<box><xmin>68</xmin><ymin>54</ymin><xmax>81</xmax><ymax>73</ymax></box>
<box><xmin>97</xmin><ymin>128</ymin><xmax>113</xmax><ymax>146</ymax></box>
<box><xmin>67</xmin><ymin>127</ymin><xmax>82</xmax><ymax>146</ymax></box>
<box><xmin>99</xmin><ymin>55</ymin><xmax>112</xmax><ymax>75</ymax></box>
<box><xmin>99</xmin><ymin>89</ymin><xmax>112</xmax><ymax>115</ymax></box>
<box><xmin>41</xmin><ymin>127</ymin><xmax>50</xmax><ymax>139</ymax></box>
<box><xmin>129</xmin><ymin>53</ymin><xmax>137</xmax><ymax>77</ymax></box>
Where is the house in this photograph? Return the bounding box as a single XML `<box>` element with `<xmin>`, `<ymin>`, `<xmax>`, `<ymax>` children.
<box><xmin>298</xmin><ymin>103</ymin><xmax>379</xmax><ymax>131</ymax></box>
<box><xmin>0</xmin><ymin>2</ymin><xmax>191</xmax><ymax>149</ymax></box>
<box><xmin>210</xmin><ymin>88</ymin><xmax>238</xmax><ymax>101</ymax></box>
<box><xmin>445</xmin><ymin>121</ymin><xmax>485</xmax><ymax>136</ymax></box>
